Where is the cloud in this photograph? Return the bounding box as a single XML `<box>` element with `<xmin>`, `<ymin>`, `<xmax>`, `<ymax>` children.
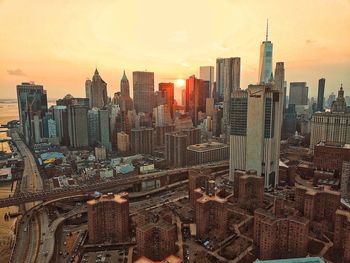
<box><xmin>7</xmin><ymin>69</ymin><xmax>27</xmax><ymax>76</ymax></box>
<box><xmin>306</xmin><ymin>39</ymin><xmax>317</xmax><ymax>44</ymax></box>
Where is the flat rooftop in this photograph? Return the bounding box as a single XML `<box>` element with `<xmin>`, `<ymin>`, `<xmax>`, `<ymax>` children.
<box><xmin>187</xmin><ymin>142</ymin><xmax>228</xmax><ymax>152</ymax></box>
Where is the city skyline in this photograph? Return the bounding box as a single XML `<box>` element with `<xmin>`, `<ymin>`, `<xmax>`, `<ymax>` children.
<box><xmin>1</xmin><ymin>0</ymin><xmax>350</xmax><ymax>100</ymax></box>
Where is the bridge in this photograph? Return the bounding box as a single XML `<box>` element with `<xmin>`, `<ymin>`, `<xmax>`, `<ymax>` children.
<box><xmin>0</xmin><ymin>161</ymin><xmax>228</xmax><ymax>208</ymax></box>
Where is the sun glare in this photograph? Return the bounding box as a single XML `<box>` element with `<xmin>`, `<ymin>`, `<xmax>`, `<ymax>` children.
<box><xmin>175</xmin><ymin>79</ymin><xmax>185</xmax><ymax>87</ymax></box>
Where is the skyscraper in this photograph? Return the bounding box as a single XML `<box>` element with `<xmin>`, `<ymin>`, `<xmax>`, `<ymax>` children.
<box><xmin>229</xmin><ymin>82</ymin><xmax>283</xmax><ymax>187</ymax></box>
<box><xmin>16</xmin><ymin>82</ymin><xmax>48</xmax><ymax>145</ymax></box>
<box><xmin>119</xmin><ymin>71</ymin><xmax>133</xmax><ymax>112</ymax></box>
<box><xmin>53</xmin><ymin>105</ymin><xmax>69</xmax><ymax>146</ymax></box>
<box><xmin>289</xmin><ymin>82</ymin><xmax>308</xmax><ymax>106</ymax></box>
<box><xmin>216</xmin><ymin>57</ymin><xmax>241</xmax><ymax>142</ymax></box>
<box><xmin>68</xmin><ymin>105</ymin><xmax>89</xmax><ymax>148</ymax></box>
<box><xmin>85</xmin><ymin>68</ymin><xmax>108</xmax><ymax>109</ymax></box>
<box><xmin>258</xmin><ymin>21</ymin><xmax>273</xmax><ymax>84</ymax></box>
<box><xmin>133</xmin><ymin>71</ymin><xmax>155</xmax><ymax>114</ymax></box>
<box><xmin>185</xmin><ymin>75</ymin><xmax>205</xmax><ymax>125</ymax></box>
<box><xmin>199</xmin><ymin>66</ymin><xmax>214</xmax><ymax>97</ymax></box>
<box><xmin>159</xmin><ymin>82</ymin><xmax>174</xmax><ymax>117</ymax></box>
<box><xmin>317</xmin><ymin>78</ymin><xmax>325</xmax><ymax>112</ymax></box>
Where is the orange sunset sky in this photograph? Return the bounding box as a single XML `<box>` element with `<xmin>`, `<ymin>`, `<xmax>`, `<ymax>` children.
<box><xmin>0</xmin><ymin>0</ymin><xmax>350</xmax><ymax>101</ymax></box>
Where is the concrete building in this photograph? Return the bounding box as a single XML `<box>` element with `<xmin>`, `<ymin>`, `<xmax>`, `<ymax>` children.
<box><xmin>159</xmin><ymin>82</ymin><xmax>175</xmax><ymax>117</ymax></box>
<box><xmin>154</xmin><ymin>125</ymin><xmax>175</xmax><ymax>147</ymax></box>
<box><xmin>194</xmin><ymin>180</ymin><xmax>228</xmax><ymax>239</ymax></box>
<box><xmin>136</xmin><ymin>220</ymin><xmax>177</xmax><ymax>262</ymax></box>
<box><xmin>68</xmin><ymin>105</ymin><xmax>89</xmax><ymax>148</ymax></box>
<box><xmin>200</xmin><ymin>66</ymin><xmax>214</xmax><ymax>98</ymax></box>
<box><xmin>87</xmin><ymin>108</ymin><xmax>111</xmax><ymax>150</ymax></box>
<box><xmin>187</xmin><ymin>142</ymin><xmax>229</xmax><ymax>166</ymax></box>
<box><xmin>95</xmin><ymin>146</ymin><xmax>107</xmax><ymax>160</ymax></box>
<box><xmin>314</xmin><ymin>142</ymin><xmax>350</xmax><ymax>175</ymax></box>
<box><xmin>16</xmin><ymin>82</ymin><xmax>48</xmax><ymax>145</ymax></box>
<box><xmin>331</xmin><ymin>84</ymin><xmax>347</xmax><ymax>113</ymax></box>
<box><xmin>334</xmin><ymin>209</ymin><xmax>350</xmax><ymax>262</ymax></box>
<box><xmin>130</xmin><ymin>127</ymin><xmax>154</xmax><ymax>155</ymax></box>
<box><xmin>85</xmin><ymin>68</ymin><xmax>108</xmax><ymax>109</ymax></box>
<box><xmin>295</xmin><ymin>185</ymin><xmax>340</xmax><ymax>226</ymax></box>
<box><xmin>229</xmin><ymin>82</ymin><xmax>283</xmax><ymax>187</ymax></box>
<box><xmin>289</xmin><ymin>82</ymin><xmax>308</xmax><ymax>107</ymax></box>
<box><xmin>254</xmin><ymin>203</ymin><xmax>309</xmax><ymax>260</ymax></box>
<box><xmin>165</xmin><ymin>132</ymin><xmax>188</xmax><ymax>168</ymax></box>
<box><xmin>117</xmin><ymin>132</ymin><xmax>130</xmax><ymax>154</ymax></box>
<box><xmin>234</xmin><ymin>170</ymin><xmax>264</xmax><ymax>207</ymax></box>
<box><xmin>341</xmin><ymin>161</ymin><xmax>350</xmax><ymax>200</ymax></box>
<box><xmin>133</xmin><ymin>71</ymin><xmax>155</xmax><ymax>114</ymax></box>
<box><xmin>188</xmin><ymin>168</ymin><xmax>213</xmax><ymax>207</ymax></box>
<box><xmin>205</xmin><ymin>98</ymin><xmax>214</xmax><ymax>117</ymax></box>
<box><xmin>216</xmin><ymin>57</ymin><xmax>241</xmax><ymax>142</ymax></box>
<box><xmin>87</xmin><ymin>192</ymin><xmax>129</xmax><ymax>243</ymax></box>
<box><xmin>317</xmin><ymin>78</ymin><xmax>325</xmax><ymax>112</ymax></box>
<box><xmin>258</xmin><ymin>22</ymin><xmax>273</xmax><ymax>84</ymax></box>
<box><xmin>310</xmin><ymin>87</ymin><xmax>350</xmax><ymax>149</ymax></box>
<box><xmin>153</xmin><ymin>104</ymin><xmax>172</xmax><ymax>126</ymax></box>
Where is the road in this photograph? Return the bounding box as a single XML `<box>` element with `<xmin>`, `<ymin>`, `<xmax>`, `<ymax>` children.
<box><xmin>10</xmin><ymin>131</ymin><xmax>47</xmax><ymax>263</ymax></box>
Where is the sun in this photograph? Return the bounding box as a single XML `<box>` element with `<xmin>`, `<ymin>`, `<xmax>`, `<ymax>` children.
<box><xmin>175</xmin><ymin>79</ymin><xmax>185</xmax><ymax>88</ymax></box>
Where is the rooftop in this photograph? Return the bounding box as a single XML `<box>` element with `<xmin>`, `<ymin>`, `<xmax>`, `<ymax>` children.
<box><xmin>87</xmin><ymin>192</ymin><xmax>128</xmax><ymax>205</ymax></box>
<box><xmin>187</xmin><ymin>142</ymin><xmax>228</xmax><ymax>152</ymax></box>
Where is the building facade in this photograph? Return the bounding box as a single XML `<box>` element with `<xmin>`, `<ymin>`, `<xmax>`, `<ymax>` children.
<box><xmin>317</xmin><ymin>78</ymin><xmax>325</xmax><ymax>112</ymax></box>
<box><xmin>68</xmin><ymin>105</ymin><xmax>89</xmax><ymax>148</ymax></box>
<box><xmin>229</xmin><ymin>82</ymin><xmax>283</xmax><ymax>187</ymax></box>
<box><xmin>87</xmin><ymin>192</ymin><xmax>129</xmax><ymax>243</ymax></box>
<box><xmin>130</xmin><ymin>127</ymin><xmax>154</xmax><ymax>155</ymax></box>
<box><xmin>133</xmin><ymin>71</ymin><xmax>155</xmax><ymax>114</ymax></box>
<box><xmin>85</xmin><ymin>68</ymin><xmax>108</xmax><ymax>109</ymax></box>
<box><xmin>187</xmin><ymin>142</ymin><xmax>229</xmax><ymax>166</ymax></box>
<box><xmin>16</xmin><ymin>82</ymin><xmax>48</xmax><ymax>145</ymax></box>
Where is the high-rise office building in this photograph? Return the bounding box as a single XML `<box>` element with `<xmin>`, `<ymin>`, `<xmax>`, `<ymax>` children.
<box><xmin>68</xmin><ymin>105</ymin><xmax>89</xmax><ymax>148</ymax></box>
<box><xmin>258</xmin><ymin>21</ymin><xmax>273</xmax><ymax>84</ymax></box>
<box><xmin>16</xmin><ymin>82</ymin><xmax>48</xmax><ymax>145</ymax></box>
<box><xmin>199</xmin><ymin>66</ymin><xmax>214</xmax><ymax>98</ymax></box>
<box><xmin>159</xmin><ymin>82</ymin><xmax>174</xmax><ymax>117</ymax></box>
<box><xmin>317</xmin><ymin>78</ymin><xmax>325</xmax><ymax>112</ymax></box>
<box><xmin>289</xmin><ymin>82</ymin><xmax>308</xmax><ymax>106</ymax></box>
<box><xmin>133</xmin><ymin>71</ymin><xmax>155</xmax><ymax>114</ymax></box>
<box><xmin>229</xmin><ymin>82</ymin><xmax>283</xmax><ymax>187</ymax></box>
<box><xmin>85</xmin><ymin>68</ymin><xmax>108</xmax><ymax>109</ymax></box>
<box><xmin>215</xmin><ymin>57</ymin><xmax>240</xmax><ymax>142</ymax></box>
<box><xmin>87</xmin><ymin>192</ymin><xmax>129</xmax><ymax>244</ymax></box>
<box><xmin>53</xmin><ymin>105</ymin><xmax>69</xmax><ymax>146</ymax></box>
<box><xmin>185</xmin><ymin>75</ymin><xmax>205</xmax><ymax>125</ymax></box>
<box><xmin>87</xmin><ymin>108</ymin><xmax>111</xmax><ymax>150</ymax></box>
<box><xmin>119</xmin><ymin>71</ymin><xmax>133</xmax><ymax>112</ymax></box>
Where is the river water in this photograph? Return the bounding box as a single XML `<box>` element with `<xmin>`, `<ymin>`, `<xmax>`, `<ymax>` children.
<box><xmin>0</xmin><ymin>100</ymin><xmax>19</xmax><ymax>262</ymax></box>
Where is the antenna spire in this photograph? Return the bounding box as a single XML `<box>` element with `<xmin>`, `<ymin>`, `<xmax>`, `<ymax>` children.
<box><xmin>266</xmin><ymin>19</ymin><xmax>269</xmax><ymax>41</ymax></box>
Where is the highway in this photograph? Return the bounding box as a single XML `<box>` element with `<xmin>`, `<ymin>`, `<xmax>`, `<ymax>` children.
<box><xmin>10</xmin><ymin>131</ymin><xmax>47</xmax><ymax>263</ymax></box>
<box><xmin>0</xmin><ymin>161</ymin><xmax>229</xmax><ymax>208</ymax></box>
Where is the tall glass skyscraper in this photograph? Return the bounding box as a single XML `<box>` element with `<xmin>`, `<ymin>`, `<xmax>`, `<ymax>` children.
<box><xmin>258</xmin><ymin>21</ymin><xmax>273</xmax><ymax>84</ymax></box>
